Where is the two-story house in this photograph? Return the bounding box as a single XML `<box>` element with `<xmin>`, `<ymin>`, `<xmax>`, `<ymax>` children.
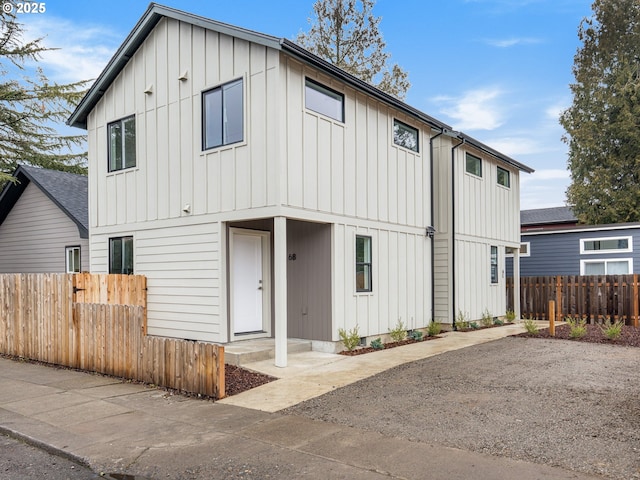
<box><xmin>68</xmin><ymin>4</ymin><xmax>533</xmax><ymax>364</ymax></box>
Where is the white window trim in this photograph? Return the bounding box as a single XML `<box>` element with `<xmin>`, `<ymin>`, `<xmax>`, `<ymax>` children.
<box><xmin>579</xmin><ymin>236</ymin><xmax>632</xmax><ymax>255</ymax></box>
<box><xmin>65</xmin><ymin>246</ymin><xmax>81</xmax><ymax>273</ymax></box>
<box><xmin>580</xmin><ymin>258</ymin><xmax>632</xmax><ymax>275</ymax></box>
<box><xmin>506</xmin><ymin>242</ymin><xmax>530</xmax><ymax>258</ymax></box>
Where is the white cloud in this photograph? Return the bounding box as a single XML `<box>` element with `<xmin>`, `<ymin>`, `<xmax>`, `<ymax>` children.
<box><xmin>521</xmin><ymin>168</ymin><xmax>569</xmax><ymax>184</ymax></box>
<box><xmin>484</xmin><ymin>37</ymin><xmax>542</xmax><ymax>48</ymax></box>
<box><xmin>520</xmin><ymin>170</ymin><xmax>571</xmax><ymax>209</ymax></box>
<box><xmin>433</xmin><ymin>87</ymin><xmax>504</xmax><ymax>131</ymax></box>
<box><xmin>483</xmin><ymin>137</ymin><xmax>540</xmax><ymax>156</ymax></box>
<box><xmin>21</xmin><ymin>16</ymin><xmax>121</xmax><ymax>83</ymax></box>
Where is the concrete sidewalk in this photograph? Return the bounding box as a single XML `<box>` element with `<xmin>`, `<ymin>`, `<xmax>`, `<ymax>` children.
<box><xmin>0</xmin><ymin>322</ymin><xmax>600</xmax><ymax>479</ymax></box>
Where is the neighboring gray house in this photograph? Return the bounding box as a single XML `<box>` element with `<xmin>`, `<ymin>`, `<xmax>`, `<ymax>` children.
<box><xmin>67</xmin><ymin>4</ymin><xmax>532</xmax><ymax>363</ymax></box>
<box><xmin>507</xmin><ymin>206</ymin><xmax>640</xmax><ymax>276</ymax></box>
<box><xmin>0</xmin><ymin>165</ymin><xmax>89</xmax><ymax>273</ymax></box>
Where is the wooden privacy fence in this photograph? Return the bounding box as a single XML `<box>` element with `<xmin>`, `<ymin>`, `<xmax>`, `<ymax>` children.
<box><xmin>507</xmin><ymin>275</ymin><xmax>640</xmax><ymax>326</ymax></box>
<box><xmin>0</xmin><ymin>274</ymin><xmax>225</xmax><ymax>399</ymax></box>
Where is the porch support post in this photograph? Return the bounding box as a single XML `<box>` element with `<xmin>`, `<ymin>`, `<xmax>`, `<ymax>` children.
<box><xmin>274</xmin><ymin>216</ymin><xmax>288</xmax><ymax>367</ymax></box>
<box><xmin>513</xmin><ymin>248</ymin><xmax>521</xmax><ymax>320</ymax></box>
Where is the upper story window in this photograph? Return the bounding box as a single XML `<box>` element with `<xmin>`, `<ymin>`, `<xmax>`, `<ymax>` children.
<box><xmin>497</xmin><ymin>166</ymin><xmax>511</xmax><ymax>188</ymax></box>
<box><xmin>305</xmin><ymin>78</ymin><xmax>344</xmax><ymax>122</ymax></box>
<box><xmin>202</xmin><ymin>78</ymin><xmax>244</xmax><ymax>150</ymax></box>
<box><xmin>580</xmin><ymin>236</ymin><xmax>632</xmax><ymax>254</ymax></box>
<box><xmin>393</xmin><ymin>119</ymin><xmax>419</xmax><ymax>152</ymax></box>
<box><xmin>109</xmin><ymin>236</ymin><xmax>134</xmax><ymax>275</ymax></box>
<box><xmin>465</xmin><ymin>153</ymin><xmax>482</xmax><ymax>177</ymax></box>
<box><xmin>108</xmin><ymin>116</ymin><xmax>136</xmax><ymax>172</ymax></box>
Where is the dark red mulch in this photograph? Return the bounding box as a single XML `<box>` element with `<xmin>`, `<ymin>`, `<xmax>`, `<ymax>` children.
<box><xmin>225</xmin><ymin>363</ymin><xmax>277</xmax><ymax>397</ymax></box>
<box><xmin>518</xmin><ymin>323</ymin><xmax>640</xmax><ymax>347</ymax></box>
<box><xmin>338</xmin><ymin>335</ymin><xmax>441</xmax><ymax>356</ymax></box>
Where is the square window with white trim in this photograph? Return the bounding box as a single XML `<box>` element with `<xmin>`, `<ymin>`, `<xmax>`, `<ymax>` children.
<box><xmin>393</xmin><ymin>119</ymin><xmax>419</xmax><ymax>152</ymax></box>
<box><xmin>465</xmin><ymin>153</ymin><xmax>482</xmax><ymax>177</ymax></box>
<box><xmin>305</xmin><ymin>78</ymin><xmax>344</xmax><ymax>122</ymax></box>
<box><xmin>580</xmin><ymin>258</ymin><xmax>632</xmax><ymax>275</ymax></box>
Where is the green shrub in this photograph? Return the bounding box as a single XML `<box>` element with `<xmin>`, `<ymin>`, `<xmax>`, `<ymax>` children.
<box><xmin>493</xmin><ymin>318</ymin><xmax>504</xmax><ymax>326</ymax></box>
<box><xmin>409</xmin><ymin>330</ymin><xmax>423</xmax><ymax>341</ymax></box>
<box><xmin>523</xmin><ymin>317</ymin><xmax>538</xmax><ymax>334</ymax></box>
<box><xmin>456</xmin><ymin>311</ymin><xmax>470</xmax><ymax>330</ymax></box>
<box><xmin>427</xmin><ymin>321</ymin><xmax>441</xmax><ymax>337</ymax></box>
<box><xmin>389</xmin><ymin>319</ymin><xmax>407</xmax><ymax>342</ymax></box>
<box><xmin>370</xmin><ymin>337</ymin><xmax>384</xmax><ymax>350</ymax></box>
<box><xmin>505</xmin><ymin>309</ymin><xmax>516</xmax><ymax>322</ymax></box>
<box><xmin>470</xmin><ymin>321</ymin><xmax>480</xmax><ymax>329</ymax></box>
<box><xmin>566</xmin><ymin>317</ymin><xmax>587</xmax><ymax>339</ymax></box>
<box><xmin>481</xmin><ymin>309</ymin><xmax>493</xmax><ymax>327</ymax></box>
<box><xmin>338</xmin><ymin>325</ymin><xmax>360</xmax><ymax>351</ymax></box>
<box><xmin>600</xmin><ymin>317</ymin><xmax>624</xmax><ymax>340</ymax></box>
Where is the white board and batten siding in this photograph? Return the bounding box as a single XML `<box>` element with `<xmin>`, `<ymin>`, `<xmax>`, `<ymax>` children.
<box><xmin>86</xmin><ymin>17</ymin><xmax>281</xmax><ymax>342</ymax></box>
<box><xmin>0</xmin><ymin>183</ymin><xmax>89</xmax><ymax>273</ymax></box>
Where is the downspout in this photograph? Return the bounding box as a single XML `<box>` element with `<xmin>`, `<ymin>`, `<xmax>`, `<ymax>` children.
<box><xmin>429</xmin><ymin>130</ymin><xmax>444</xmax><ymax>324</ymax></box>
<box><xmin>450</xmin><ymin>136</ymin><xmax>465</xmax><ymax>330</ymax></box>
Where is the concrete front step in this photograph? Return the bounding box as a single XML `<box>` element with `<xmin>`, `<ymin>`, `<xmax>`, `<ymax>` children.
<box><xmin>224</xmin><ymin>338</ymin><xmax>312</xmax><ymax>366</ymax></box>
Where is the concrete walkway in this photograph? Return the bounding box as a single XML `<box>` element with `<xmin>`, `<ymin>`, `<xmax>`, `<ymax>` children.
<box><xmin>0</xmin><ymin>322</ymin><xmax>601</xmax><ymax>479</ymax></box>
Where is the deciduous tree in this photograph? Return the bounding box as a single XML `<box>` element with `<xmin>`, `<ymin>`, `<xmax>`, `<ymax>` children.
<box><xmin>561</xmin><ymin>0</ymin><xmax>640</xmax><ymax>224</ymax></box>
<box><xmin>296</xmin><ymin>0</ymin><xmax>410</xmax><ymax>100</ymax></box>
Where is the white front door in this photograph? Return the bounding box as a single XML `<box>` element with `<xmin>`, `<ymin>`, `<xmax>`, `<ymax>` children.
<box><xmin>230</xmin><ymin>229</ymin><xmax>270</xmax><ymax>337</ymax></box>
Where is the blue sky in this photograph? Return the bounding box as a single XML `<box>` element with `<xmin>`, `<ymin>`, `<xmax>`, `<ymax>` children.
<box><xmin>18</xmin><ymin>0</ymin><xmax>594</xmax><ymax>209</ymax></box>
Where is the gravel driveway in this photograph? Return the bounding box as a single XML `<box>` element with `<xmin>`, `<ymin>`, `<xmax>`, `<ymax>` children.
<box><xmin>284</xmin><ymin>337</ymin><xmax>640</xmax><ymax>479</ymax></box>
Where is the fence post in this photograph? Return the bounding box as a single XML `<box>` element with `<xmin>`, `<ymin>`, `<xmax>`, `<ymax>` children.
<box><xmin>556</xmin><ymin>276</ymin><xmax>562</xmax><ymax>324</ymax></box>
<box><xmin>634</xmin><ymin>274</ymin><xmax>639</xmax><ymax>328</ymax></box>
<box><xmin>549</xmin><ymin>300</ymin><xmax>555</xmax><ymax>337</ymax></box>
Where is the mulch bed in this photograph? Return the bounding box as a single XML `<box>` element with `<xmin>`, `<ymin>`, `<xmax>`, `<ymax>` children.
<box><xmin>518</xmin><ymin>323</ymin><xmax>640</xmax><ymax>347</ymax></box>
<box><xmin>225</xmin><ymin>363</ymin><xmax>276</xmax><ymax>397</ymax></box>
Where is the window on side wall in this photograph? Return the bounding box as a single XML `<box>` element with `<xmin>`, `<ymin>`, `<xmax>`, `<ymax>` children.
<box><xmin>108</xmin><ymin>116</ymin><xmax>136</xmax><ymax>172</ymax></box>
<box><xmin>580</xmin><ymin>259</ymin><xmax>631</xmax><ymax>275</ymax></box>
<box><xmin>465</xmin><ymin>153</ymin><xmax>482</xmax><ymax>177</ymax></box>
<box><xmin>109</xmin><ymin>237</ymin><xmax>134</xmax><ymax>274</ymax></box>
<box><xmin>202</xmin><ymin>78</ymin><xmax>244</xmax><ymax>150</ymax></box>
<box><xmin>66</xmin><ymin>246</ymin><xmax>81</xmax><ymax>273</ymax></box>
<box><xmin>490</xmin><ymin>246</ymin><xmax>499</xmax><ymax>284</ymax></box>
<box><xmin>393</xmin><ymin>119</ymin><xmax>419</xmax><ymax>152</ymax></box>
<box><xmin>497</xmin><ymin>166</ymin><xmax>510</xmax><ymax>188</ymax></box>
<box><xmin>580</xmin><ymin>236</ymin><xmax>632</xmax><ymax>254</ymax></box>
<box><xmin>305</xmin><ymin>78</ymin><xmax>344</xmax><ymax>122</ymax></box>
<box><xmin>356</xmin><ymin>235</ymin><xmax>372</xmax><ymax>292</ymax></box>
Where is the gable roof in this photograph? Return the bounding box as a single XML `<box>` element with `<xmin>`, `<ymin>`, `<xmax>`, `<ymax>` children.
<box><xmin>521</xmin><ymin>206</ymin><xmax>577</xmax><ymax>226</ymax></box>
<box><xmin>67</xmin><ymin>3</ymin><xmax>534</xmax><ymax>174</ymax></box>
<box><xmin>0</xmin><ymin>165</ymin><xmax>89</xmax><ymax>238</ymax></box>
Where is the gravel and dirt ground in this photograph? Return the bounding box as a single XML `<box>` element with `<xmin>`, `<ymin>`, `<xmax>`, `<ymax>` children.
<box><xmin>283</xmin><ymin>334</ymin><xmax>640</xmax><ymax>479</ymax></box>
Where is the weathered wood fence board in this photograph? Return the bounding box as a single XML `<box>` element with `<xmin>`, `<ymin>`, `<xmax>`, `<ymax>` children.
<box><xmin>0</xmin><ymin>274</ymin><xmax>225</xmax><ymax>399</ymax></box>
<box><xmin>507</xmin><ymin>275</ymin><xmax>640</xmax><ymax>326</ymax></box>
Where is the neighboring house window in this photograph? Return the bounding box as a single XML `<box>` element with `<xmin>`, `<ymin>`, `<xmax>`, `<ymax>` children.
<box><xmin>202</xmin><ymin>78</ymin><xmax>244</xmax><ymax>150</ymax></box>
<box><xmin>490</xmin><ymin>246</ymin><xmax>499</xmax><ymax>284</ymax></box>
<box><xmin>393</xmin><ymin>119</ymin><xmax>419</xmax><ymax>152</ymax></box>
<box><xmin>497</xmin><ymin>166</ymin><xmax>510</xmax><ymax>188</ymax></box>
<box><xmin>66</xmin><ymin>246</ymin><xmax>81</xmax><ymax>273</ymax></box>
<box><xmin>580</xmin><ymin>236</ymin><xmax>632</xmax><ymax>254</ymax></box>
<box><xmin>356</xmin><ymin>235</ymin><xmax>372</xmax><ymax>292</ymax></box>
<box><xmin>109</xmin><ymin>237</ymin><xmax>134</xmax><ymax>274</ymax></box>
<box><xmin>465</xmin><ymin>153</ymin><xmax>482</xmax><ymax>177</ymax></box>
<box><xmin>506</xmin><ymin>242</ymin><xmax>530</xmax><ymax>258</ymax></box>
<box><xmin>305</xmin><ymin>78</ymin><xmax>344</xmax><ymax>122</ymax></box>
<box><xmin>580</xmin><ymin>259</ymin><xmax>632</xmax><ymax>275</ymax></box>
<box><xmin>108</xmin><ymin>116</ymin><xmax>136</xmax><ymax>172</ymax></box>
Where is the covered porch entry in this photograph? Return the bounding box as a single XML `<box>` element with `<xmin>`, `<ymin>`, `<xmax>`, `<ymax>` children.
<box><xmin>226</xmin><ymin>217</ymin><xmax>332</xmax><ymax>366</ymax></box>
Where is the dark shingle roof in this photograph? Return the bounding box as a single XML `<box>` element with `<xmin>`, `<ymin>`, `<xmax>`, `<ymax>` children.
<box><xmin>521</xmin><ymin>206</ymin><xmax>577</xmax><ymax>226</ymax></box>
<box><xmin>0</xmin><ymin>165</ymin><xmax>88</xmax><ymax>237</ymax></box>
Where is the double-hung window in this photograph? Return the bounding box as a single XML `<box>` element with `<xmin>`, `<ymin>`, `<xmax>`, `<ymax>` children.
<box><xmin>109</xmin><ymin>236</ymin><xmax>134</xmax><ymax>274</ymax></box>
<box><xmin>305</xmin><ymin>78</ymin><xmax>344</xmax><ymax>122</ymax></box>
<box><xmin>66</xmin><ymin>246</ymin><xmax>81</xmax><ymax>273</ymax></box>
<box><xmin>108</xmin><ymin>116</ymin><xmax>136</xmax><ymax>172</ymax></box>
<box><xmin>393</xmin><ymin>119</ymin><xmax>419</xmax><ymax>152</ymax></box>
<box><xmin>356</xmin><ymin>235</ymin><xmax>372</xmax><ymax>292</ymax></box>
<box><xmin>202</xmin><ymin>78</ymin><xmax>244</xmax><ymax>150</ymax></box>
